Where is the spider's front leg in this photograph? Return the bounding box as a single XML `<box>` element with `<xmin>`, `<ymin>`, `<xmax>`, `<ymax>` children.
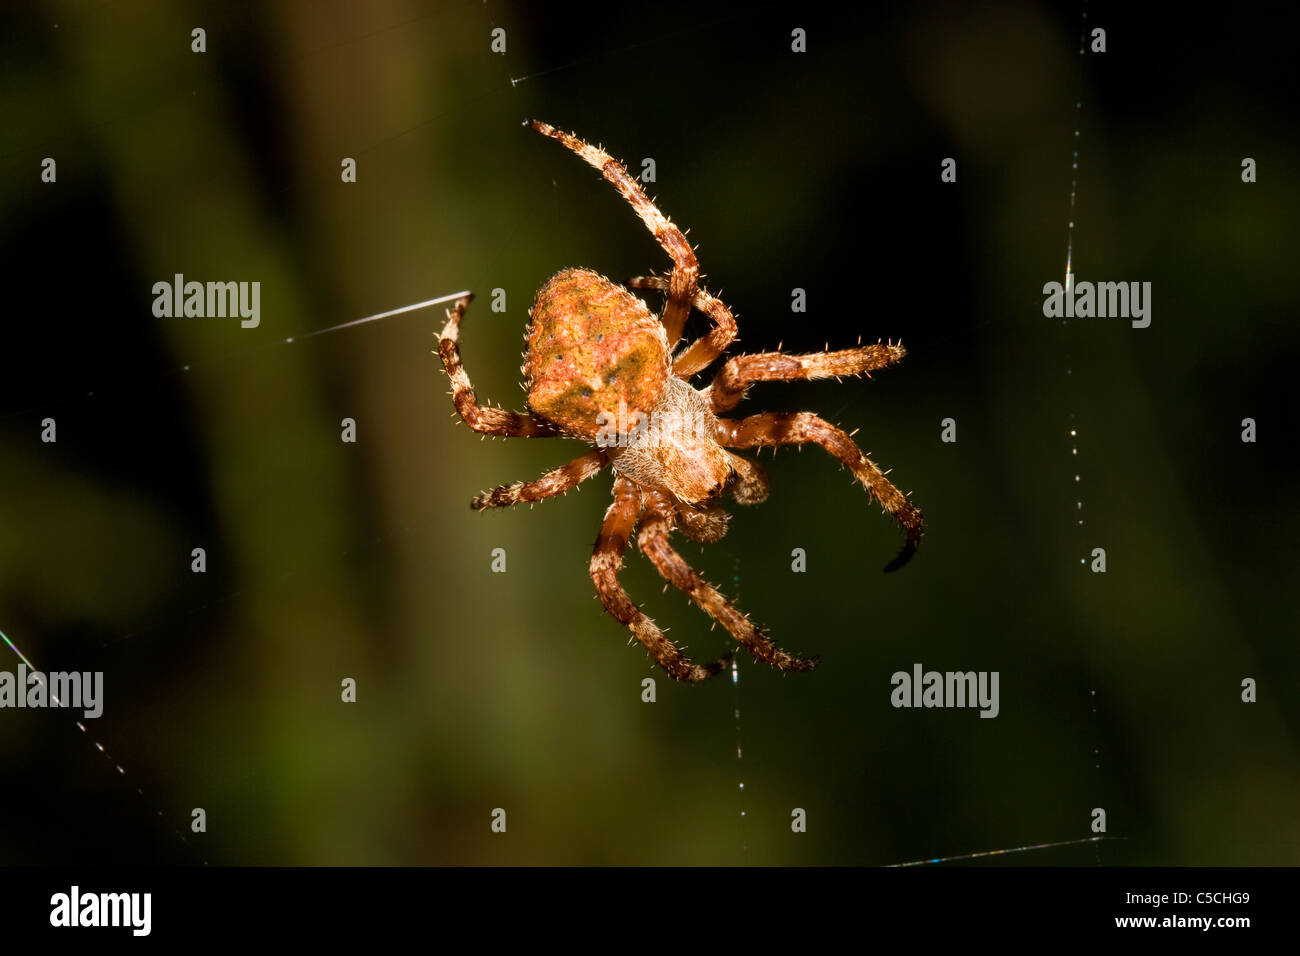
<box><xmin>638</xmin><ymin>491</ymin><xmax>818</xmax><ymax>673</ymax></box>
<box><xmin>436</xmin><ymin>294</ymin><xmax>560</xmax><ymax>437</ymax></box>
<box><xmin>471</xmin><ymin>450</ymin><xmax>607</xmax><ymax>510</ymax></box>
<box><xmin>590</xmin><ymin>477</ymin><xmax>731</xmax><ymax>683</ymax></box>
<box><xmin>708</xmin><ymin>343</ymin><xmax>907</xmax><ymax>414</ymax></box>
<box><xmin>717</xmin><ymin>413</ymin><xmax>924</xmax><ymax>572</ymax></box>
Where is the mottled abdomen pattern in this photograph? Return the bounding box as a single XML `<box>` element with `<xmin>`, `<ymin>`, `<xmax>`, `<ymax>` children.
<box><xmin>524</xmin><ymin>268</ymin><xmax>670</xmax><ymax>440</ymax></box>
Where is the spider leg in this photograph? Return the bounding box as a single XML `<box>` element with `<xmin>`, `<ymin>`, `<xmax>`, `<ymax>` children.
<box><xmin>708</xmin><ymin>343</ymin><xmax>907</xmax><ymax>414</ymax></box>
<box><xmin>638</xmin><ymin>491</ymin><xmax>818</xmax><ymax>673</ymax></box>
<box><xmin>437</xmin><ymin>294</ymin><xmax>560</xmax><ymax>437</ymax></box>
<box><xmin>590</xmin><ymin>477</ymin><xmax>730</xmax><ymax>683</ymax></box>
<box><xmin>724</xmin><ymin>451</ymin><xmax>770</xmax><ymax>505</ymax></box>
<box><xmin>526</xmin><ymin>121</ymin><xmax>698</xmax><ymax>349</ymax></box>
<box><xmin>626</xmin><ymin>275</ymin><xmax>738</xmax><ymax>378</ymax></box>
<box><xmin>472</xmin><ymin>450</ymin><xmax>607</xmax><ymax>510</ymax></box>
<box><xmin>716</xmin><ymin>413</ymin><xmax>924</xmax><ymax>572</ymax></box>
<box><xmin>674</xmin><ymin>500</ymin><xmax>731</xmax><ymax>543</ymax></box>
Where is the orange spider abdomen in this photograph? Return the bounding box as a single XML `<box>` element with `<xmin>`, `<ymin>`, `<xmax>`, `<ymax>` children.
<box><xmin>524</xmin><ymin>267</ymin><xmax>670</xmax><ymax>439</ymax></box>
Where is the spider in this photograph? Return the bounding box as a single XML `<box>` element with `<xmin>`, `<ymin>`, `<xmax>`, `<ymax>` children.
<box><xmin>436</xmin><ymin>120</ymin><xmax>924</xmax><ymax>683</ymax></box>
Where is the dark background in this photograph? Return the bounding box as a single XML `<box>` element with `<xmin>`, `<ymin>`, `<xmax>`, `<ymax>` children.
<box><xmin>0</xmin><ymin>0</ymin><xmax>1296</xmax><ymax>865</ymax></box>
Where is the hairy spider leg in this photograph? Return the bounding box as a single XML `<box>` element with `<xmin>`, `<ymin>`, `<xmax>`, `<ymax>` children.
<box><xmin>471</xmin><ymin>450</ymin><xmax>608</xmax><ymax>510</ymax></box>
<box><xmin>590</xmin><ymin>477</ymin><xmax>731</xmax><ymax>682</ymax></box>
<box><xmin>716</xmin><ymin>412</ymin><xmax>924</xmax><ymax>572</ymax></box>
<box><xmin>526</xmin><ymin>121</ymin><xmax>709</xmax><ymax>355</ymax></box>
<box><xmin>638</xmin><ymin>491</ymin><xmax>818</xmax><ymax>674</ymax></box>
<box><xmin>723</xmin><ymin>451</ymin><xmax>770</xmax><ymax>505</ymax></box>
<box><xmin>672</xmin><ymin>501</ymin><xmax>730</xmax><ymax>543</ymax></box>
<box><xmin>625</xmin><ymin>275</ymin><xmax>738</xmax><ymax>378</ymax></box>
<box><xmin>437</xmin><ymin>294</ymin><xmax>560</xmax><ymax>437</ymax></box>
<box><xmin>709</xmin><ymin>343</ymin><xmax>908</xmax><ymax>413</ymax></box>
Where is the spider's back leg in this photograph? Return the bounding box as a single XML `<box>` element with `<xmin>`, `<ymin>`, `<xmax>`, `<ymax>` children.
<box><xmin>526</xmin><ymin>120</ymin><xmax>698</xmax><ymax>347</ymax></box>
<box><xmin>437</xmin><ymin>294</ymin><xmax>560</xmax><ymax>437</ymax></box>
<box><xmin>626</xmin><ymin>275</ymin><xmax>738</xmax><ymax>378</ymax></box>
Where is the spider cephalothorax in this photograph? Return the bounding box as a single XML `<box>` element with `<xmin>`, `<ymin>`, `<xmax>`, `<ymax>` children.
<box><xmin>436</xmin><ymin>119</ymin><xmax>924</xmax><ymax>683</ymax></box>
